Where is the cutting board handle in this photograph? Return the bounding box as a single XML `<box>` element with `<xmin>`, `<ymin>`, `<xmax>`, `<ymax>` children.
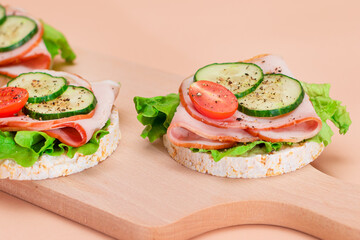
<box><xmin>154</xmin><ymin>166</ymin><xmax>360</xmax><ymax>240</ymax></box>
<box><xmin>262</xmin><ymin>166</ymin><xmax>360</xmax><ymax>240</ymax></box>
<box><xmin>150</xmin><ymin>166</ymin><xmax>360</xmax><ymax>240</ymax></box>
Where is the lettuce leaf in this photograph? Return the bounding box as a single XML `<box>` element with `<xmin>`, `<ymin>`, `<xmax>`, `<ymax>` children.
<box><xmin>301</xmin><ymin>82</ymin><xmax>351</xmax><ymax>146</ymax></box>
<box><xmin>191</xmin><ymin>141</ymin><xmax>293</xmax><ymax>162</ymax></box>
<box><xmin>41</xmin><ymin>21</ymin><xmax>76</xmax><ymax>62</ymax></box>
<box><xmin>134</xmin><ymin>94</ymin><xmax>180</xmax><ymax>142</ymax></box>
<box><xmin>0</xmin><ymin>131</ymin><xmax>53</xmax><ymax>167</ymax></box>
<box><xmin>0</xmin><ymin>120</ymin><xmax>110</xmax><ymax>167</ymax></box>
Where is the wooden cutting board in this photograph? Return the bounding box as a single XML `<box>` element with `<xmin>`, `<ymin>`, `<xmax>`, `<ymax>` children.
<box><xmin>0</xmin><ymin>50</ymin><xmax>359</xmax><ymax>240</ymax></box>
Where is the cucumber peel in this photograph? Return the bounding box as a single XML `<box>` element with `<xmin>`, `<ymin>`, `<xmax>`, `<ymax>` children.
<box><xmin>237</xmin><ymin>74</ymin><xmax>304</xmax><ymax>117</ymax></box>
<box><xmin>194</xmin><ymin>62</ymin><xmax>264</xmax><ymax>98</ymax></box>
<box><xmin>0</xmin><ymin>16</ymin><xmax>38</xmax><ymax>52</ymax></box>
<box><xmin>8</xmin><ymin>72</ymin><xmax>68</xmax><ymax>103</ymax></box>
<box><xmin>23</xmin><ymin>85</ymin><xmax>97</xmax><ymax>120</ymax></box>
<box><xmin>0</xmin><ymin>5</ymin><xmax>6</xmax><ymax>25</ymax></box>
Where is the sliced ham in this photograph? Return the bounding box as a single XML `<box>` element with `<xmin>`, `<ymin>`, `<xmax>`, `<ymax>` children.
<box><xmin>167</xmin><ymin>105</ymin><xmax>258</xmax><ymax>149</ymax></box>
<box><xmin>0</xmin><ymin>41</ymin><xmax>51</xmax><ymax>77</ymax></box>
<box><xmin>45</xmin><ymin>80</ymin><xmax>119</xmax><ymax>147</ymax></box>
<box><xmin>167</xmin><ymin>127</ymin><xmax>236</xmax><ymax>150</ymax></box>
<box><xmin>243</xmin><ymin>54</ymin><xmax>293</xmax><ymax>76</ymax></box>
<box><xmin>0</xmin><ymin>6</ymin><xmax>51</xmax><ymax>77</ymax></box>
<box><xmin>168</xmin><ymin>54</ymin><xmax>322</xmax><ymax>149</ymax></box>
<box><xmin>247</xmin><ymin>120</ymin><xmax>321</xmax><ymax>142</ymax></box>
<box><xmin>0</xmin><ymin>71</ymin><xmax>120</xmax><ymax>147</ymax></box>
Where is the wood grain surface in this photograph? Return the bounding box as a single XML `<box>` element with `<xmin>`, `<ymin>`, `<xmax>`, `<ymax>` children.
<box><xmin>0</xmin><ymin>50</ymin><xmax>359</xmax><ymax>240</ymax></box>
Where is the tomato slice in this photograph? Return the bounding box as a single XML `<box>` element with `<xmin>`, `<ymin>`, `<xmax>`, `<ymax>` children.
<box><xmin>189</xmin><ymin>80</ymin><xmax>238</xmax><ymax>119</ymax></box>
<box><xmin>0</xmin><ymin>87</ymin><xmax>29</xmax><ymax>117</ymax></box>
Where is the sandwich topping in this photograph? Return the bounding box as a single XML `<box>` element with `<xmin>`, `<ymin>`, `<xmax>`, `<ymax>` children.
<box><xmin>172</xmin><ymin>56</ymin><xmax>323</xmax><ymax>148</ymax></box>
<box><xmin>0</xmin><ymin>5</ymin><xmax>75</xmax><ymax>78</ymax></box>
<box><xmin>134</xmin><ymin>54</ymin><xmax>351</xmax><ymax>161</ymax></box>
<box><xmin>0</xmin><ymin>70</ymin><xmax>120</xmax><ymax>167</ymax></box>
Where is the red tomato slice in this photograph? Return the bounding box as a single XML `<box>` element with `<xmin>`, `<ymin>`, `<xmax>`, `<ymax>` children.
<box><xmin>189</xmin><ymin>80</ymin><xmax>238</xmax><ymax>119</ymax></box>
<box><xmin>0</xmin><ymin>87</ymin><xmax>29</xmax><ymax>118</ymax></box>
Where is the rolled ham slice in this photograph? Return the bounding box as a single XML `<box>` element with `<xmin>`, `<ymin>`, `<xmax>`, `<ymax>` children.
<box><xmin>243</xmin><ymin>54</ymin><xmax>293</xmax><ymax>76</ymax></box>
<box><xmin>0</xmin><ymin>41</ymin><xmax>51</xmax><ymax>77</ymax></box>
<box><xmin>167</xmin><ymin>105</ymin><xmax>258</xmax><ymax>149</ymax></box>
<box><xmin>0</xmin><ymin>6</ymin><xmax>51</xmax><ymax>77</ymax></box>
<box><xmin>45</xmin><ymin>80</ymin><xmax>119</xmax><ymax>147</ymax></box>
<box><xmin>169</xmin><ymin>54</ymin><xmax>322</xmax><ymax>149</ymax></box>
<box><xmin>0</xmin><ymin>71</ymin><xmax>120</xmax><ymax>147</ymax></box>
<box><xmin>247</xmin><ymin>120</ymin><xmax>321</xmax><ymax>142</ymax></box>
<box><xmin>167</xmin><ymin>127</ymin><xmax>236</xmax><ymax>150</ymax></box>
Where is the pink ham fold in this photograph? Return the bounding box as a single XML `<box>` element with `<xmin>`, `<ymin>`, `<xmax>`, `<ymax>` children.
<box><xmin>167</xmin><ymin>105</ymin><xmax>258</xmax><ymax>149</ymax></box>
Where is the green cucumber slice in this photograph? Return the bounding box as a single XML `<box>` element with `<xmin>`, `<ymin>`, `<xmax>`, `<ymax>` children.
<box><xmin>237</xmin><ymin>74</ymin><xmax>304</xmax><ymax>117</ymax></box>
<box><xmin>0</xmin><ymin>5</ymin><xmax>6</xmax><ymax>25</ymax></box>
<box><xmin>0</xmin><ymin>16</ymin><xmax>38</xmax><ymax>52</ymax></box>
<box><xmin>23</xmin><ymin>85</ymin><xmax>97</xmax><ymax>120</ymax></box>
<box><xmin>7</xmin><ymin>72</ymin><xmax>68</xmax><ymax>103</ymax></box>
<box><xmin>194</xmin><ymin>62</ymin><xmax>264</xmax><ymax>98</ymax></box>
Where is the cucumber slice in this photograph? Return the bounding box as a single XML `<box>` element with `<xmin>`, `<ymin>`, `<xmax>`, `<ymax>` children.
<box><xmin>23</xmin><ymin>85</ymin><xmax>97</xmax><ymax>120</ymax></box>
<box><xmin>8</xmin><ymin>72</ymin><xmax>68</xmax><ymax>103</ymax></box>
<box><xmin>0</xmin><ymin>16</ymin><xmax>38</xmax><ymax>52</ymax></box>
<box><xmin>194</xmin><ymin>62</ymin><xmax>264</xmax><ymax>98</ymax></box>
<box><xmin>237</xmin><ymin>74</ymin><xmax>304</xmax><ymax>117</ymax></box>
<box><xmin>0</xmin><ymin>5</ymin><xmax>6</xmax><ymax>25</ymax></box>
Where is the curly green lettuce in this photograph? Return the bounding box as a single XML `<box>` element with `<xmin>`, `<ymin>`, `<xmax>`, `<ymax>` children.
<box><xmin>134</xmin><ymin>94</ymin><xmax>179</xmax><ymax>142</ymax></box>
<box><xmin>41</xmin><ymin>21</ymin><xmax>76</xmax><ymax>62</ymax></box>
<box><xmin>134</xmin><ymin>82</ymin><xmax>351</xmax><ymax>161</ymax></box>
<box><xmin>191</xmin><ymin>141</ymin><xmax>293</xmax><ymax>162</ymax></box>
<box><xmin>0</xmin><ymin>120</ymin><xmax>110</xmax><ymax>167</ymax></box>
<box><xmin>301</xmin><ymin>82</ymin><xmax>351</xmax><ymax>146</ymax></box>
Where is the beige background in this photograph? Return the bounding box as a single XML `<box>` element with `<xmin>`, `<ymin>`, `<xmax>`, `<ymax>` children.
<box><xmin>1</xmin><ymin>0</ymin><xmax>359</xmax><ymax>239</ymax></box>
